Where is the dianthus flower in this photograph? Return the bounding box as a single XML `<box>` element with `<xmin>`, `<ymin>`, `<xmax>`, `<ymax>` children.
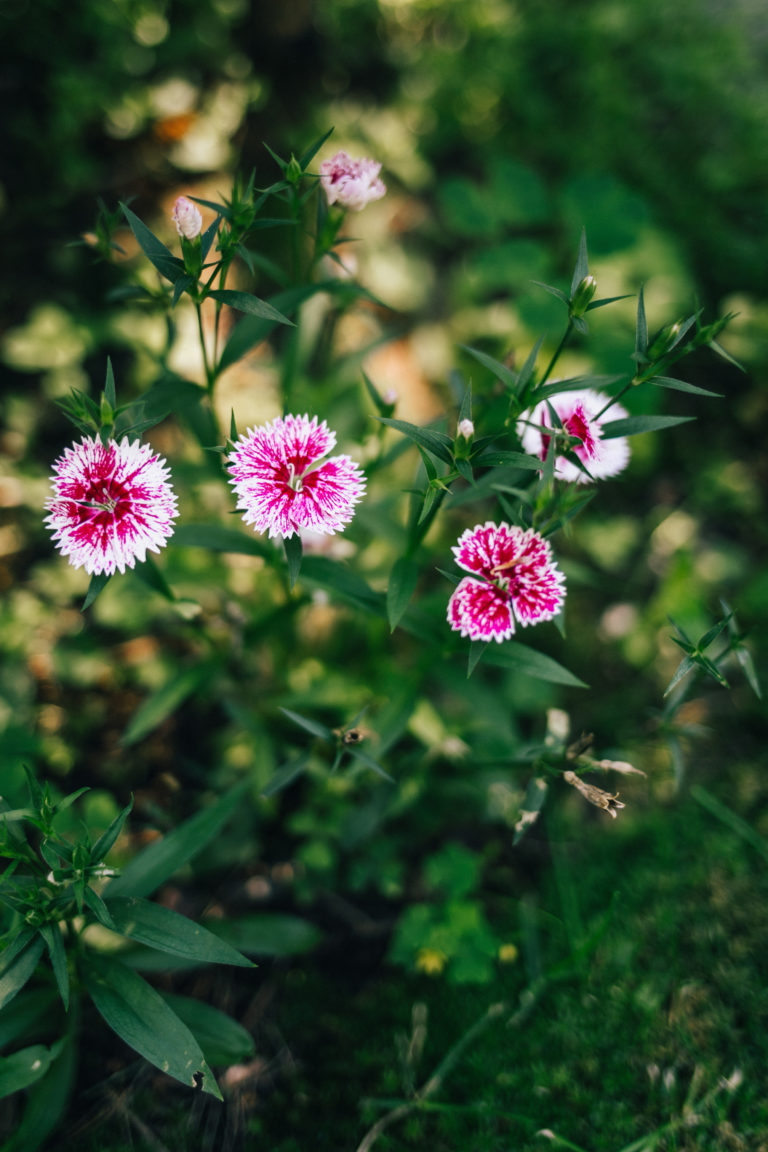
<box><xmin>45</xmin><ymin>437</ymin><xmax>178</xmax><ymax>576</ymax></box>
<box><xmin>517</xmin><ymin>388</ymin><xmax>630</xmax><ymax>483</ymax></box>
<box><xmin>447</xmin><ymin>522</ymin><xmax>565</xmax><ymax>643</ymax></box>
<box><xmin>172</xmin><ymin>195</ymin><xmax>202</xmax><ymax>240</ymax></box>
<box><xmin>319</xmin><ymin>151</ymin><xmax>386</xmax><ymax>211</ymax></box>
<box><xmin>227</xmin><ymin>414</ymin><xmax>366</xmax><ymax>539</ymax></box>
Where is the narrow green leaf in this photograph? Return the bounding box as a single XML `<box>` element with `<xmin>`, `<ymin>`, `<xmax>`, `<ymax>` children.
<box><xmin>131</xmin><ymin>555</ymin><xmax>176</xmax><ymax>603</ymax></box>
<box><xmin>649</xmin><ymin>375</ymin><xmax>722</xmax><ymax>398</ymax></box>
<box><xmin>279</xmin><ymin>707</ymin><xmax>332</xmax><ymax>740</ymax></box>
<box><xmin>387</xmin><ymin>557</ymin><xmax>419</xmax><ymax>632</ymax></box>
<box><xmin>377</xmin><ymin>417</ymin><xmax>454</xmax><ymax>465</ymax></box>
<box><xmin>482</xmin><ymin>641</ymin><xmax>587</xmax><ymax>688</ymax></box>
<box><xmin>530</xmin><ymin>281</ymin><xmax>569</xmax><ymax>305</ymax></box>
<box><xmin>474</xmin><ymin>450</ymin><xmax>543</xmax><ymax>470</ymax></box>
<box><xmin>84</xmin><ymin>953</ymin><xmax>222</xmax><ymax>1099</ymax></box>
<box><xmin>299</xmin><ymin>127</ymin><xmax>335</xmax><ymax>170</ymax></box>
<box><xmin>460</xmin><ymin>346</ymin><xmax>517</xmax><ymax>391</ymax></box>
<box><xmin>260</xmin><ymin>757</ymin><xmax>308</xmax><ymax>798</ymax></box>
<box><xmin>691</xmin><ymin>786</ymin><xmax>768</xmax><ymax>865</ymax></box>
<box><xmin>159</xmin><ymin>993</ymin><xmax>255</xmax><ymax>1067</ymax></box>
<box><xmin>103</xmin><ymin>897</ymin><xmax>254</xmax><ymax>967</ymax></box>
<box><xmin>517</xmin><ymin>336</ymin><xmax>545</xmax><ymax>395</ymax></box>
<box><xmin>601</xmin><ymin>414</ymin><xmax>695</xmax><ymax>439</ymax></box>
<box><xmin>103</xmin><ymin>358</ymin><xmax>116</xmax><ymax>409</ymax></box>
<box><xmin>284</xmin><ymin>532</ymin><xmax>303</xmax><ymax>590</ymax></box>
<box><xmin>300</xmin><ymin>556</ymin><xmax>386</xmax><ymax>616</ymax></box>
<box><xmin>121</xmin><ymin>204</ymin><xmax>186</xmax><ymax>285</ymax></box>
<box><xmin>171</xmin><ymin>275</ymin><xmax>194</xmax><ymax>306</ymax></box>
<box><xmin>0</xmin><ymin>1043</ymin><xmax>58</xmax><ymax>1100</ymax></box>
<box><xmin>635</xmin><ymin>286</ymin><xmax>648</xmax><ymax>359</ymax></box>
<box><xmin>0</xmin><ymin>937</ymin><xmax>44</xmax><ymax>1011</ymax></box>
<box><xmin>120</xmin><ymin>663</ymin><xmax>214</xmax><ymax>748</ymax></box>
<box><xmin>218</xmin><ymin>284</ymin><xmax>319</xmax><ymax>372</ymax></box>
<box><xmin>663</xmin><ymin>655</ymin><xmax>696</xmax><ymax>697</ymax></box>
<box><xmin>570</xmin><ymin>228</ymin><xmax>589</xmax><ymax>296</ymax></box>
<box><xmin>82</xmin><ymin>573</ymin><xmax>111</xmax><ymax>612</ymax></box>
<box><xmin>199</xmin><ymin>214</ymin><xmax>221</xmax><ymax>262</ymax></box>
<box><xmin>346</xmin><ymin>746</ymin><xmax>394</xmax><ymax>782</ymax></box>
<box><xmin>83</xmin><ymin>886</ymin><xmax>118</xmax><ymax>931</ymax></box>
<box><xmin>534</xmin><ymin>374</ymin><xmax>625</xmax><ymax>401</ymax></box>
<box><xmin>207</xmin><ymin>289</ymin><xmax>294</xmax><ymax>326</ymax></box>
<box><xmin>467</xmin><ymin>641</ymin><xmax>486</xmax><ymax>677</ymax></box>
<box><xmin>0</xmin><ymin>988</ymin><xmax>58</xmax><ymax>1052</ymax></box>
<box><xmin>90</xmin><ymin>798</ymin><xmax>133</xmax><ymax>865</ymax></box>
<box><xmin>102</xmin><ymin>780</ymin><xmax>249</xmax><ymax>900</ymax></box>
<box><xmin>1</xmin><ymin>1032</ymin><xmax>75</xmax><ymax>1152</ymax></box>
<box><xmin>38</xmin><ymin>925</ymin><xmax>68</xmax><ymax>1011</ymax></box>
<box><xmin>585</xmin><ymin>294</ymin><xmax>634</xmax><ymax>310</ymax></box>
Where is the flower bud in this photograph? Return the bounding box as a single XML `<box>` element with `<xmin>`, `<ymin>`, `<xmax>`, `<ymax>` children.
<box><xmin>286</xmin><ymin>155</ymin><xmax>303</xmax><ymax>185</ymax></box>
<box><xmin>172</xmin><ymin>196</ymin><xmax>202</xmax><ymax>241</ymax></box>
<box><xmin>569</xmin><ymin>274</ymin><xmax>597</xmax><ymax>318</ymax></box>
<box><xmin>457</xmin><ymin>418</ymin><xmax>475</xmax><ymax>440</ymax></box>
<box><xmin>647</xmin><ymin>320</ymin><xmax>681</xmax><ymax>360</ymax></box>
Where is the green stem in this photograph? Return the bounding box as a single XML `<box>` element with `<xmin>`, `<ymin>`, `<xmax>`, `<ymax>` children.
<box><xmin>195</xmin><ymin>302</ymin><xmax>215</xmax><ymax>395</ymax></box>
<box><xmin>540</xmin><ymin>319</ymin><xmax>574</xmax><ymax>387</ymax></box>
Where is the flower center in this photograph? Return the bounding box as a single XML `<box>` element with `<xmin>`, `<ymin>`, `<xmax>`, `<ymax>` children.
<box><xmin>286</xmin><ymin>463</ymin><xmax>304</xmax><ymax>493</ymax></box>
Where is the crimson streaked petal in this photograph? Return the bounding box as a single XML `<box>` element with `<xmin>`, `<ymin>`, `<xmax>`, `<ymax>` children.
<box><xmin>447</xmin><ymin>577</ymin><xmax>516</xmax><ymax>643</ymax></box>
<box><xmin>517</xmin><ymin>388</ymin><xmax>630</xmax><ymax>484</ymax></box>
<box><xmin>45</xmin><ymin>436</ymin><xmax>178</xmax><ymax>575</ymax></box>
<box><xmin>227</xmin><ymin>415</ymin><xmax>365</xmax><ymax>539</ymax></box>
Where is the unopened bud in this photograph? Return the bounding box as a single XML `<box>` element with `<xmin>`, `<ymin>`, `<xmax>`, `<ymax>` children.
<box><xmin>457</xmin><ymin>418</ymin><xmax>475</xmax><ymax>440</ymax></box>
<box><xmin>172</xmin><ymin>196</ymin><xmax>202</xmax><ymax>240</ymax></box>
<box><xmin>647</xmin><ymin>321</ymin><xmax>681</xmax><ymax>360</ymax></box>
<box><xmin>570</xmin><ymin>274</ymin><xmax>597</xmax><ymax>318</ymax></box>
<box><xmin>382</xmin><ymin>389</ymin><xmax>398</xmax><ymax>406</ymax></box>
<box><xmin>286</xmin><ymin>155</ymin><xmax>303</xmax><ymax>185</ymax></box>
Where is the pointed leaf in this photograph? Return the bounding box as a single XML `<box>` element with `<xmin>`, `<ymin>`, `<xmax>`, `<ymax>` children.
<box><xmin>300</xmin><ymin>127</ymin><xmax>335</xmax><ymax>170</ymax></box>
<box><xmin>91</xmin><ymin>798</ymin><xmax>133</xmax><ymax>865</ymax></box>
<box><xmin>635</xmin><ymin>286</ymin><xmax>648</xmax><ymax>359</ymax></box>
<box><xmin>82</xmin><ymin>572</ymin><xmax>111</xmax><ymax>611</ymax></box>
<box><xmin>649</xmin><ymin>375</ymin><xmax>722</xmax><ymax>398</ymax></box>
<box><xmin>570</xmin><ymin>228</ymin><xmax>589</xmax><ymax>296</ymax></box>
<box><xmin>279</xmin><ymin>707</ymin><xmax>332</xmax><ymax>740</ymax></box>
<box><xmin>460</xmin><ymin>345</ymin><xmax>517</xmax><ymax>391</ymax></box>
<box><xmin>0</xmin><ymin>1043</ymin><xmax>60</xmax><ymax>1100</ymax></box>
<box><xmin>83</xmin><ymin>953</ymin><xmax>222</xmax><ymax>1099</ymax></box>
<box><xmin>0</xmin><ymin>936</ymin><xmax>44</xmax><ymax>1010</ymax></box>
<box><xmin>121</xmin><ymin>204</ymin><xmax>186</xmax><ymax>285</ymax></box>
<box><xmin>103</xmin><ymin>359</ymin><xmax>116</xmax><ymax>409</ymax></box>
<box><xmin>387</xmin><ymin>556</ymin><xmax>419</xmax><ymax>632</ymax></box>
<box><xmin>38</xmin><ymin>925</ymin><xmax>68</xmax><ymax>1011</ymax></box>
<box><xmin>120</xmin><ymin>663</ymin><xmax>214</xmax><ymax>748</ymax></box>
<box><xmin>475</xmin><ymin>450</ymin><xmax>543</xmax><ymax>470</ymax></box>
<box><xmin>601</xmin><ymin>414</ymin><xmax>695</xmax><ymax>439</ymax></box>
<box><xmin>663</xmin><ymin>655</ymin><xmax>696</xmax><ymax>697</ymax></box>
<box><xmin>207</xmin><ymin>289</ymin><xmax>294</xmax><ymax>326</ymax></box>
<box><xmin>159</xmin><ymin>993</ymin><xmax>255</xmax><ymax>1066</ymax></box>
<box><xmin>482</xmin><ymin>641</ymin><xmax>587</xmax><ymax>687</ymax></box>
<box><xmin>377</xmin><ymin>418</ymin><xmax>453</xmax><ymax>465</ymax></box>
<box><xmin>103</xmin><ymin>897</ymin><xmax>253</xmax><ymax>967</ymax></box>
<box><xmin>102</xmin><ymin>780</ymin><xmax>250</xmax><ymax>900</ymax></box>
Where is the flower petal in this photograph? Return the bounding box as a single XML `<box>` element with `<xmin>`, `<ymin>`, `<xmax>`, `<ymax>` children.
<box><xmin>447</xmin><ymin>577</ymin><xmax>516</xmax><ymax>642</ymax></box>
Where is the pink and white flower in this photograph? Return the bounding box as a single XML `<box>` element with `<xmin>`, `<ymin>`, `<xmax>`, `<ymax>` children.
<box><xmin>319</xmin><ymin>151</ymin><xmax>386</xmax><ymax>211</ymax></box>
<box><xmin>227</xmin><ymin>414</ymin><xmax>366</xmax><ymax>539</ymax></box>
<box><xmin>45</xmin><ymin>437</ymin><xmax>178</xmax><ymax>576</ymax></box>
<box><xmin>517</xmin><ymin>388</ymin><xmax>630</xmax><ymax>483</ymax></box>
<box><xmin>172</xmin><ymin>195</ymin><xmax>202</xmax><ymax>240</ymax></box>
<box><xmin>447</xmin><ymin>522</ymin><xmax>565</xmax><ymax>643</ymax></box>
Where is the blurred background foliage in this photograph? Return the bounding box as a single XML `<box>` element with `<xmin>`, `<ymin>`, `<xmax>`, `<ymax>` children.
<box><xmin>1</xmin><ymin>0</ymin><xmax>767</xmax><ymax>1148</ymax></box>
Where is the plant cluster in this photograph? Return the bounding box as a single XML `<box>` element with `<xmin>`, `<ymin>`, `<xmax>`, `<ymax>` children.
<box><xmin>0</xmin><ymin>133</ymin><xmax>760</xmax><ymax>1148</ymax></box>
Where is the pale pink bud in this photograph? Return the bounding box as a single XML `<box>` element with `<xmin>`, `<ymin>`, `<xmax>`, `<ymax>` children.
<box><xmin>457</xmin><ymin>419</ymin><xmax>475</xmax><ymax>439</ymax></box>
<box><xmin>319</xmin><ymin>151</ymin><xmax>386</xmax><ymax>212</ymax></box>
<box><xmin>173</xmin><ymin>196</ymin><xmax>202</xmax><ymax>240</ymax></box>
